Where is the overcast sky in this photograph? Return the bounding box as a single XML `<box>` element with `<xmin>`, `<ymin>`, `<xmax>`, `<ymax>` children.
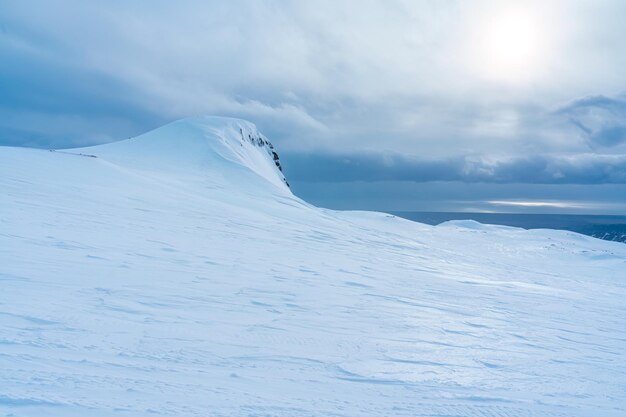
<box><xmin>2</xmin><ymin>0</ymin><xmax>626</xmax><ymax>213</ymax></box>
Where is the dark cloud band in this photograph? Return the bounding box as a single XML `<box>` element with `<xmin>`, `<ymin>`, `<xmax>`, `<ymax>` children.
<box><xmin>283</xmin><ymin>152</ymin><xmax>626</xmax><ymax>184</ymax></box>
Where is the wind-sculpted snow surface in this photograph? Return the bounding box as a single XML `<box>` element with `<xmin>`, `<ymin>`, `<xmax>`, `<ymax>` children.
<box><xmin>1</xmin><ymin>117</ymin><xmax>625</xmax><ymax>417</ymax></box>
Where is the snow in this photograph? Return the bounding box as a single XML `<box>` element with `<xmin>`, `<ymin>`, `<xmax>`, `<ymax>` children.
<box><xmin>1</xmin><ymin>116</ymin><xmax>625</xmax><ymax>417</ymax></box>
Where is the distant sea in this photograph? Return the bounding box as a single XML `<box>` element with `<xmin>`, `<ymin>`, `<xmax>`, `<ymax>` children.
<box><xmin>390</xmin><ymin>212</ymin><xmax>626</xmax><ymax>244</ymax></box>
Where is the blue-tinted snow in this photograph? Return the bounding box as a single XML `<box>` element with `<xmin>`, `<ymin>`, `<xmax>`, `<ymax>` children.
<box><xmin>1</xmin><ymin>117</ymin><xmax>625</xmax><ymax>417</ymax></box>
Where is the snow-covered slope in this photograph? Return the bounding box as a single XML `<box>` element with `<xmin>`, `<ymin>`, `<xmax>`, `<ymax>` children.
<box><xmin>1</xmin><ymin>116</ymin><xmax>625</xmax><ymax>417</ymax></box>
<box><xmin>69</xmin><ymin>116</ymin><xmax>290</xmax><ymax>190</ymax></box>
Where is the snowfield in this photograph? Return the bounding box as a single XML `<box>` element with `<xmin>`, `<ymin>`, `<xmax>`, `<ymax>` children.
<box><xmin>1</xmin><ymin>116</ymin><xmax>625</xmax><ymax>417</ymax></box>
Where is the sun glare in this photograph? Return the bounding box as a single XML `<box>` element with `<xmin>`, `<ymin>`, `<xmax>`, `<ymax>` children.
<box><xmin>470</xmin><ymin>6</ymin><xmax>546</xmax><ymax>83</ymax></box>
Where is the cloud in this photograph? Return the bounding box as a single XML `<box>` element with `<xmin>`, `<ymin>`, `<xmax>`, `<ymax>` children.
<box><xmin>282</xmin><ymin>151</ymin><xmax>626</xmax><ymax>184</ymax></box>
<box><xmin>556</xmin><ymin>94</ymin><xmax>626</xmax><ymax>148</ymax></box>
<box><xmin>0</xmin><ymin>0</ymin><xmax>337</xmax><ymax>148</ymax></box>
<box><xmin>2</xmin><ymin>0</ymin><xmax>626</xmax><ymax>185</ymax></box>
<box><xmin>288</xmin><ymin>180</ymin><xmax>626</xmax><ymax>213</ymax></box>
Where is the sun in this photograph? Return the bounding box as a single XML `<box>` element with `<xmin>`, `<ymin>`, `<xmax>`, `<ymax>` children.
<box><xmin>469</xmin><ymin>6</ymin><xmax>547</xmax><ymax>83</ymax></box>
<box><xmin>485</xmin><ymin>13</ymin><xmax>537</xmax><ymax>70</ymax></box>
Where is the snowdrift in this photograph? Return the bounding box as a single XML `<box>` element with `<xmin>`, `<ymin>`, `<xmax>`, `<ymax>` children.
<box><xmin>1</xmin><ymin>116</ymin><xmax>626</xmax><ymax>417</ymax></box>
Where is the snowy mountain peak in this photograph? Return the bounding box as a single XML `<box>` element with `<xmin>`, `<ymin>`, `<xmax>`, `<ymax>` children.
<box><xmin>72</xmin><ymin>116</ymin><xmax>290</xmax><ymax>191</ymax></box>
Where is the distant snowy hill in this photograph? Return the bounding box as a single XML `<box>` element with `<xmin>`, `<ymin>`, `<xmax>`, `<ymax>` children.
<box><xmin>1</xmin><ymin>116</ymin><xmax>625</xmax><ymax>417</ymax></box>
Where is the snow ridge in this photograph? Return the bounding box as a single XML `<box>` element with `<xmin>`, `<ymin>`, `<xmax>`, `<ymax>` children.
<box><xmin>72</xmin><ymin>116</ymin><xmax>290</xmax><ymax>190</ymax></box>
